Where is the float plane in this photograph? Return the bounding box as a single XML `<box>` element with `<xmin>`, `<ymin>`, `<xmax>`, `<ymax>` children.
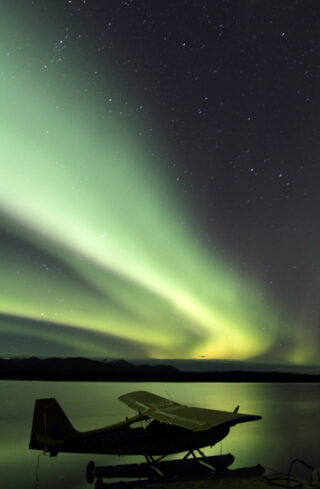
<box><xmin>29</xmin><ymin>390</ymin><xmax>261</xmax><ymax>461</ymax></box>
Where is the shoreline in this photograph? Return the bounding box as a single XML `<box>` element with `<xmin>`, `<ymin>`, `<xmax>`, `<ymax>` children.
<box><xmin>1</xmin><ymin>357</ymin><xmax>320</xmax><ymax>382</ymax></box>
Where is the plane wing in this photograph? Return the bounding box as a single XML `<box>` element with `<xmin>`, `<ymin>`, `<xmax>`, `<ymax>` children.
<box><xmin>118</xmin><ymin>391</ymin><xmax>261</xmax><ymax>432</ymax></box>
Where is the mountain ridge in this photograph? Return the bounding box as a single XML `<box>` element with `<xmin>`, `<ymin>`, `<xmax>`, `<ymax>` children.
<box><xmin>0</xmin><ymin>357</ymin><xmax>319</xmax><ymax>382</ymax></box>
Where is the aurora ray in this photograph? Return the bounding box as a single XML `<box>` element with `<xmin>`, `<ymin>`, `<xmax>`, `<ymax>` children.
<box><xmin>0</xmin><ymin>1</ymin><xmax>316</xmax><ymax>364</ymax></box>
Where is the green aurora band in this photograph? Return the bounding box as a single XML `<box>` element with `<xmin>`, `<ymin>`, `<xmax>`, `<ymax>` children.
<box><xmin>0</xmin><ymin>5</ymin><xmax>313</xmax><ymax>363</ymax></box>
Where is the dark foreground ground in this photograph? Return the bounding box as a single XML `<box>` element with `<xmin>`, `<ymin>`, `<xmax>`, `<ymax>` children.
<box><xmin>118</xmin><ymin>476</ymin><xmax>313</xmax><ymax>489</ymax></box>
<box><xmin>92</xmin><ymin>468</ymin><xmax>314</xmax><ymax>489</ymax></box>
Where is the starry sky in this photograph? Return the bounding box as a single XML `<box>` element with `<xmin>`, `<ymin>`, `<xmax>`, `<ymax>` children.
<box><xmin>0</xmin><ymin>0</ymin><xmax>319</xmax><ymax>364</ymax></box>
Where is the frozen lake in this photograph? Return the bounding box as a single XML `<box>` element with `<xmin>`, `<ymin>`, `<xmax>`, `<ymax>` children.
<box><xmin>1</xmin><ymin>381</ymin><xmax>319</xmax><ymax>488</ymax></box>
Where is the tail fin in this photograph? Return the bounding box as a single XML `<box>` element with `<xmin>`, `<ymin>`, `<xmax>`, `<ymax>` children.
<box><xmin>29</xmin><ymin>398</ymin><xmax>78</xmax><ymax>453</ymax></box>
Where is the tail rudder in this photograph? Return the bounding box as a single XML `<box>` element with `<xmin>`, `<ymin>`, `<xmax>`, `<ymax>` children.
<box><xmin>29</xmin><ymin>398</ymin><xmax>77</xmax><ymax>452</ymax></box>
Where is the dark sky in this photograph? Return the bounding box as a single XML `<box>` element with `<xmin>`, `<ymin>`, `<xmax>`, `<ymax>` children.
<box><xmin>0</xmin><ymin>0</ymin><xmax>319</xmax><ymax>363</ymax></box>
<box><xmin>67</xmin><ymin>0</ymin><xmax>319</xmax><ymax>311</ymax></box>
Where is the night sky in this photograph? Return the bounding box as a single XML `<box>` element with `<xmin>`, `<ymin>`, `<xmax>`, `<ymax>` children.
<box><xmin>0</xmin><ymin>0</ymin><xmax>319</xmax><ymax>364</ymax></box>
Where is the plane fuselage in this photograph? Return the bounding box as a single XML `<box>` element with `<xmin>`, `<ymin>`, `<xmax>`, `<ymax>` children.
<box><xmin>30</xmin><ymin>418</ymin><xmax>230</xmax><ymax>456</ymax></box>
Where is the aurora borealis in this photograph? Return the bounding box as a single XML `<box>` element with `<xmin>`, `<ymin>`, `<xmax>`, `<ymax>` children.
<box><xmin>0</xmin><ymin>1</ymin><xmax>319</xmax><ymax>364</ymax></box>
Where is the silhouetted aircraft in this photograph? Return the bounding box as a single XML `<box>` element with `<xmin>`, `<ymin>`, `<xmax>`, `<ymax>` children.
<box><xmin>29</xmin><ymin>391</ymin><xmax>261</xmax><ymax>459</ymax></box>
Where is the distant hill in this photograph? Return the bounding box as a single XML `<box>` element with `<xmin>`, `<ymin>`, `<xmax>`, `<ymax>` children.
<box><xmin>130</xmin><ymin>358</ymin><xmax>320</xmax><ymax>376</ymax></box>
<box><xmin>0</xmin><ymin>357</ymin><xmax>320</xmax><ymax>382</ymax></box>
